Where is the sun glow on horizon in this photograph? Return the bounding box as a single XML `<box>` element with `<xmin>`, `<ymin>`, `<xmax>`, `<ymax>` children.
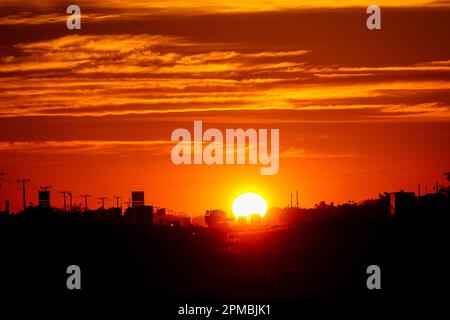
<box><xmin>232</xmin><ymin>192</ymin><xmax>267</xmax><ymax>218</ymax></box>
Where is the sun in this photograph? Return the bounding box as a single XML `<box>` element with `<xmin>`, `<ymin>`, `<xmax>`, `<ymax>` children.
<box><xmin>232</xmin><ymin>192</ymin><xmax>267</xmax><ymax>218</ymax></box>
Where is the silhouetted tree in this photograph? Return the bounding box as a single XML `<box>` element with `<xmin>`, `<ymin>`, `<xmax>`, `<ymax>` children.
<box><xmin>443</xmin><ymin>172</ymin><xmax>450</xmax><ymax>182</ymax></box>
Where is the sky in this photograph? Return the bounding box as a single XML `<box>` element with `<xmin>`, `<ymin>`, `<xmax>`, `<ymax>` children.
<box><xmin>0</xmin><ymin>0</ymin><xmax>449</xmax><ymax>215</ymax></box>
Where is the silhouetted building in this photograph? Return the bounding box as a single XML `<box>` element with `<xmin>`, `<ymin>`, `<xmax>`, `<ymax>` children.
<box><xmin>125</xmin><ymin>206</ymin><xmax>153</xmax><ymax>224</ymax></box>
<box><xmin>131</xmin><ymin>191</ymin><xmax>145</xmax><ymax>207</ymax></box>
<box><xmin>154</xmin><ymin>213</ymin><xmax>191</xmax><ymax>227</ymax></box>
<box><xmin>204</xmin><ymin>209</ymin><xmax>227</xmax><ymax>227</ymax></box>
<box><xmin>156</xmin><ymin>208</ymin><xmax>166</xmax><ymax>216</ymax></box>
<box><xmin>418</xmin><ymin>193</ymin><xmax>448</xmax><ymax>216</ymax></box>
<box><xmin>84</xmin><ymin>207</ymin><xmax>122</xmax><ymax>224</ymax></box>
<box><xmin>125</xmin><ymin>191</ymin><xmax>153</xmax><ymax>224</ymax></box>
<box><xmin>390</xmin><ymin>192</ymin><xmax>415</xmax><ymax>218</ymax></box>
<box><xmin>38</xmin><ymin>191</ymin><xmax>50</xmax><ymax>208</ymax></box>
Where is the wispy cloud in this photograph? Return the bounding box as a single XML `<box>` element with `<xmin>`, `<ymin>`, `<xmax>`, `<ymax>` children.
<box><xmin>0</xmin><ymin>33</ymin><xmax>448</xmax><ymax>120</ymax></box>
<box><xmin>1</xmin><ymin>1</ymin><xmax>446</xmax><ymax>21</ymax></box>
<box><xmin>280</xmin><ymin>147</ymin><xmax>360</xmax><ymax>159</ymax></box>
<box><xmin>0</xmin><ymin>140</ymin><xmax>174</xmax><ymax>155</ymax></box>
<box><xmin>0</xmin><ymin>12</ymin><xmax>127</xmax><ymax>25</ymax></box>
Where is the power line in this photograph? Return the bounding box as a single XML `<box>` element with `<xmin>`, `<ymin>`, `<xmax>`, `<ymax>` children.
<box><xmin>276</xmin><ymin>162</ymin><xmax>450</xmax><ymax>182</ymax></box>
<box><xmin>2</xmin><ymin>162</ymin><xmax>449</xmax><ymax>210</ymax></box>
<box><xmin>27</xmin><ymin>161</ymin><xmax>450</xmax><ymax>186</ymax></box>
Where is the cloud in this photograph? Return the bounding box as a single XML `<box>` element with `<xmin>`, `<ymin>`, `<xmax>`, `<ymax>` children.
<box><xmin>0</xmin><ymin>140</ymin><xmax>174</xmax><ymax>155</ymax></box>
<box><xmin>280</xmin><ymin>147</ymin><xmax>360</xmax><ymax>159</ymax></box>
<box><xmin>0</xmin><ymin>13</ymin><xmax>126</xmax><ymax>25</ymax></box>
<box><xmin>0</xmin><ymin>32</ymin><xmax>448</xmax><ymax>120</ymax></box>
<box><xmin>0</xmin><ymin>1</ymin><xmax>446</xmax><ymax>21</ymax></box>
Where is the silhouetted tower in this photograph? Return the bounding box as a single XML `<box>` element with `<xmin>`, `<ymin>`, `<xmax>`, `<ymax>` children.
<box><xmin>68</xmin><ymin>192</ymin><xmax>73</xmax><ymax>211</ymax></box>
<box><xmin>5</xmin><ymin>200</ymin><xmax>9</xmax><ymax>215</ymax></box>
<box><xmin>418</xmin><ymin>184</ymin><xmax>421</xmax><ymax>197</ymax></box>
<box><xmin>290</xmin><ymin>193</ymin><xmax>293</xmax><ymax>209</ymax></box>
<box><xmin>98</xmin><ymin>197</ymin><xmax>107</xmax><ymax>209</ymax></box>
<box><xmin>59</xmin><ymin>191</ymin><xmax>70</xmax><ymax>211</ymax></box>
<box><xmin>17</xmin><ymin>178</ymin><xmax>30</xmax><ymax>210</ymax></box>
<box><xmin>39</xmin><ymin>186</ymin><xmax>51</xmax><ymax>208</ymax></box>
<box><xmin>81</xmin><ymin>194</ymin><xmax>90</xmax><ymax>211</ymax></box>
<box><xmin>113</xmin><ymin>196</ymin><xmax>121</xmax><ymax>208</ymax></box>
<box><xmin>296</xmin><ymin>190</ymin><xmax>299</xmax><ymax>208</ymax></box>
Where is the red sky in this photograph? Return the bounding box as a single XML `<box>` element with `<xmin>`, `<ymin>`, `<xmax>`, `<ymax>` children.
<box><xmin>0</xmin><ymin>1</ymin><xmax>449</xmax><ymax>214</ymax></box>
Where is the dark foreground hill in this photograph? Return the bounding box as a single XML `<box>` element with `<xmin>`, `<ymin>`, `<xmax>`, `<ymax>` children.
<box><xmin>0</xmin><ymin>217</ymin><xmax>446</xmax><ymax>308</ymax></box>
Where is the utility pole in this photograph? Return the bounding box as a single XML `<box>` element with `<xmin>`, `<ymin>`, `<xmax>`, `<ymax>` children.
<box><xmin>296</xmin><ymin>190</ymin><xmax>299</xmax><ymax>208</ymax></box>
<box><xmin>59</xmin><ymin>191</ymin><xmax>69</xmax><ymax>211</ymax></box>
<box><xmin>290</xmin><ymin>193</ymin><xmax>293</xmax><ymax>209</ymax></box>
<box><xmin>98</xmin><ymin>197</ymin><xmax>107</xmax><ymax>209</ymax></box>
<box><xmin>81</xmin><ymin>194</ymin><xmax>90</xmax><ymax>211</ymax></box>
<box><xmin>113</xmin><ymin>196</ymin><xmax>121</xmax><ymax>208</ymax></box>
<box><xmin>17</xmin><ymin>178</ymin><xmax>30</xmax><ymax>210</ymax></box>
<box><xmin>68</xmin><ymin>192</ymin><xmax>73</xmax><ymax>212</ymax></box>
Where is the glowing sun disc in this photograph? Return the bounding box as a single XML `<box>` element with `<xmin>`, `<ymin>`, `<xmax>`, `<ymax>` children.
<box><xmin>232</xmin><ymin>192</ymin><xmax>267</xmax><ymax>218</ymax></box>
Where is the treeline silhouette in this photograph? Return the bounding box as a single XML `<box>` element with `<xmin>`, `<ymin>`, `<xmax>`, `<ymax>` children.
<box><xmin>266</xmin><ymin>188</ymin><xmax>449</xmax><ymax>225</ymax></box>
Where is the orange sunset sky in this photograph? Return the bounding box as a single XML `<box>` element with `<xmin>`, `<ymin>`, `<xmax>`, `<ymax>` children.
<box><xmin>0</xmin><ymin>0</ymin><xmax>449</xmax><ymax>215</ymax></box>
